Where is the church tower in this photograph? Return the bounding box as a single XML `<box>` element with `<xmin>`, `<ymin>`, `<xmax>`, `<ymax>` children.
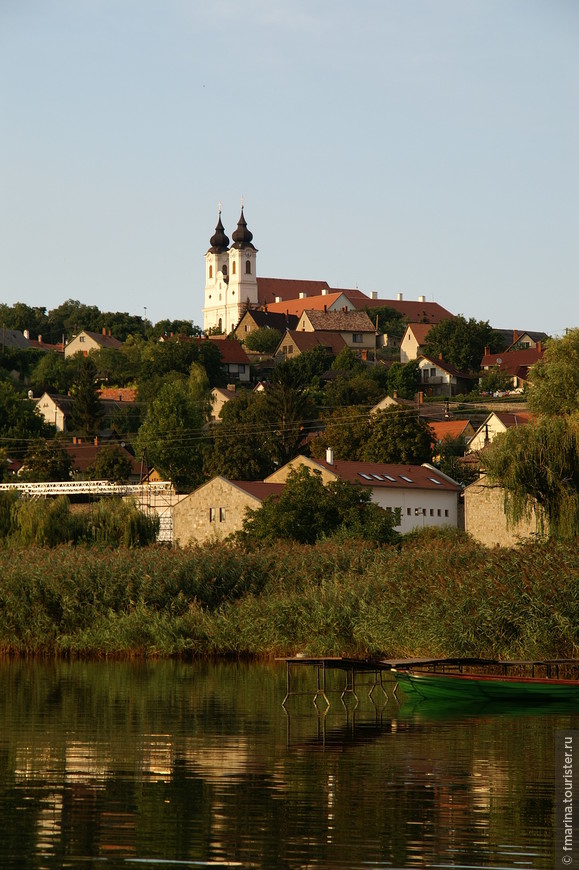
<box><xmin>203</xmin><ymin>208</ymin><xmax>231</xmax><ymax>334</ymax></box>
<box><xmin>202</xmin><ymin>204</ymin><xmax>259</xmax><ymax>334</ymax></box>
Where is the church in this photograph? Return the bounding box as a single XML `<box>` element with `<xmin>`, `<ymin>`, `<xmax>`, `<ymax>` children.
<box><xmin>202</xmin><ymin>206</ymin><xmax>454</xmax><ymax>334</ymax></box>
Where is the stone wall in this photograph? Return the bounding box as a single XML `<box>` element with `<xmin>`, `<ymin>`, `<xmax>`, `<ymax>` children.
<box><xmin>173</xmin><ymin>477</ymin><xmax>257</xmax><ymax>547</ymax></box>
<box><xmin>464</xmin><ymin>475</ymin><xmax>542</xmax><ymax>547</ymax></box>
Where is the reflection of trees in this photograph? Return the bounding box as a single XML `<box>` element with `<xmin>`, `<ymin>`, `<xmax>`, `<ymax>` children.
<box><xmin>0</xmin><ymin>660</ymin><xmax>556</xmax><ymax>867</ymax></box>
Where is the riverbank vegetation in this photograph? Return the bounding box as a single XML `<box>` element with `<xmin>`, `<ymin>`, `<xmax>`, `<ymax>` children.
<box><xmin>0</xmin><ymin>529</ymin><xmax>576</xmax><ymax>660</ymax></box>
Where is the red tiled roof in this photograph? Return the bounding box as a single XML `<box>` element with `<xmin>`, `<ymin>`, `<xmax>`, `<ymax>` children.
<box><xmin>98</xmin><ymin>388</ymin><xmax>137</xmax><ymax>402</ymax></box>
<box><xmin>481</xmin><ymin>347</ymin><xmax>544</xmax><ymax>376</ymax></box>
<box><xmin>257</xmin><ymin>278</ymin><xmax>331</xmax><ymax>305</ymax></box>
<box><xmin>265</xmin><ymin>292</ymin><xmax>351</xmax><ymax>317</ymax></box>
<box><xmin>351</xmin><ymin>296</ymin><xmax>454</xmax><ymax>323</ymax></box>
<box><xmin>81</xmin><ymin>330</ymin><xmax>123</xmax><ymax>349</ymax></box>
<box><xmin>279</xmin><ymin>331</ymin><xmax>347</xmax><ymax>355</ymax></box>
<box><xmin>206</xmin><ymin>338</ymin><xmax>250</xmax><ymax>365</ymax></box>
<box><xmin>492</xmin><ymin>412</ymin><xmax>534</xmax><ymax>428</ymax></box>
<box><xmin>312</xmin><ymin>458</ymin><xmax>462</xmax><ymax>491</ymax></box>
<box><xmin>300</xmin><ymin>309</ymin><xmax>375</xmax><ymax>332</ymax></box>
<box><xmin>405</xmin><ymin>323</ymin><xmax>433</xmax><ymax>344</ymax></box>
<box><xmin>65</xmin><ymin>441</ymin><xmax>140</xmax><ymax>475</ymax></box>
<box><xmin>429</xmin><ymin>420</ymin><xmax>473</xmax><ymax>442</ymax></box>
<box><xmin>231</xmin><ymin>481</ymin><xmax>285</xmax><ymax>500</ymax></box>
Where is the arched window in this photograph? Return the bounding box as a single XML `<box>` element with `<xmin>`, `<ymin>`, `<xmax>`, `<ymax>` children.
<box><xmin>209</xmin><ymin>265</ymin><xmax>213</xmax><ymax>279</ymax></box>
<box><xmin>222</xmin><ymin>264</ymin><xmax>228</xmax><ymax>276</ymax></box>
<box><xmin>232</xmin><ymin>261</ymin><xmax>236</xmax><ymax>275</ymax></box>
<box><xmin>218</xmin><ymin>318</ymin><xmax>222</xmax><ymax>332</ymax></box>
<box><xmin>245</xmin><ymin>259</ymin><xmax>251</xmax><ymax>275</ymax></box>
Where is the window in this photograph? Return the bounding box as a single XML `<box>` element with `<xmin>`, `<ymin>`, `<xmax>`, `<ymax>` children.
<box><xmin>209</xmin><ymin>508</ymin><xmax>216</xmax><ymax>522</ymax></box>
<box><xmin>244</xmin><ymin>325</ymin><xmax>249</xmax><ymax>332</ymax></box>
<box><xmin>437</xmin><ymin>509</ymin><xmax>441</xmax><ymax>517</ymax></box>
<box><xmin>219</xmin><ymin>508</ymin><xmax>226</xmax><ymax>522</ymax></box>
<box><xmin>431</xmin><ymin>368</ymin><xmax>436</xmax><ymax>377</ymax></box>
<box><xmin>287</xmin><ymin>346</ymin><xmax>293</xmax><ymax>354</ymax></box>
<box><xmin>218</xmin><ymin>318</ymin><xmax>222</xmax><ymax>332</ymax></box>
<box><xmin>429</xmin><ymin>509</ymin><xmax>434</xmax><ymax>516</ymax></box>
<box><xmin>352</xmin><ymin>333</ymin><xmax>363</xmax><ymax>343</ymax></box>
<box><xmin>222</xmin><ymin>264</ymin><xmax>227</xmax><ymax>276</ymax></box>
<box><xmin>423</xmin><ymin>509</ymin><xmax>427</xmax><ymax>516</ymax></box>
<box><xmin>246</xmin><ymin>260</ymin><xmax>251</xmax><ymax>274</ymax></box>
<box><xmin>429</xmin><ymin>478</ymin><xmax>443</xmax><ymax>485</ymax></box>
<box><xmin>79</xmin><ymin>336</ymin><xmax>85</xmax><ymax>343</ymax></box>
<box><xmin>232</xmin><ymin>261</ymin><xmax>236</xmax><ymax>275</ymax></box>
<box><xmin>400</xmin><ymin>475</ymin><xmax>414</xmax><ymax>483</ymax></box>
<box><xmin>406</xmin><ymin>508</ymin><xmax>411</xmax><ymax>516</ymax></box>
<box><xmin>444</xmin><ymin>509</ymin><xmax>449</xmax><ymax>517</ymax></box>
<box><xmin>209</xmin><ymin>265</ymin><xmax>213</xmax><ymax>279</ymax></box>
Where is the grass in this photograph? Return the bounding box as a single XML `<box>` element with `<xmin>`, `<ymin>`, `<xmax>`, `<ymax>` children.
<box><xmin>0</xmin><ymin>529</ymin><xmax>577</xmax><ymax>659</ymax></box>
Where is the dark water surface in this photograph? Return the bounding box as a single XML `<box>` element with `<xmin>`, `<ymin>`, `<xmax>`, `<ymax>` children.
<box><xmin>0</xmin><ymin>659</ymin><xmax>573</xmax><ymax>868</ymax></box>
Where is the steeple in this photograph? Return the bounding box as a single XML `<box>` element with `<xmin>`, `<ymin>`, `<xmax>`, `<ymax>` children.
<box><xmin>231</xmin><ymin>205</ymin><xmax>256</xmax><ymax>250</ymax></box>
<box><xmin>208</xmin><ymin>206</ymin><xmax>230</xmax><ymax>253</ymax></box>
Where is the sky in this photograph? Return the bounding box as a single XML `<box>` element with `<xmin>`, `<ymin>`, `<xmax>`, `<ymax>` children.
<box><xmin>1</xmin><ymin>0</ymin><xmax>577</xmax><ymax>336</ymax></box>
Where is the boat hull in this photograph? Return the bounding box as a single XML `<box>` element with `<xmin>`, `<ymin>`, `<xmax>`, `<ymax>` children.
<box><xmin>393</xmin><ymin>669</ymin><xmax>579</xmax><ymax>703</ymax></box>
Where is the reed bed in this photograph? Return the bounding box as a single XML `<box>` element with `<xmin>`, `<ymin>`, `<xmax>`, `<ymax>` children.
<box><xmin>0</xmin><ymin>531</ymin><xmax>576</xmax><ymax>660</ymax></box>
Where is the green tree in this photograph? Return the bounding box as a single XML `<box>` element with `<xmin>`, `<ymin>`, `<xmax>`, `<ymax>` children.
<box><xmin>363</xmin><ymin>407</ymin><xmax>434</xmax><ymax>464</ymax></box>
<box><xmin>204</xmin><ymin>391</ymin><xmax>277</xmax><ymax>481</ymax></box>
<box><xmin>87</xmin><ymin>444</ymin><xmax>134</xmax><ymax>483</ymax></box>
<box><xmin>362</xmin><ymin>305</ymin><xmax>406</xmax><ymax>338</ymax></box>
<box><xmin>310</xmin><ymin>407</ymin><xmax>372</xmax><ymax>461</ymax></box>
<box><xmin>244</xmin><ymin>327</ymin><xmax>283</xmax><ymax>354</ymax></box>
<box><xmin>29</xmin><ymin>351</ymin><xmax>76</xmax><ymax>395</ymax></box>
<box><xmin>69</xmin><ymin>356</ymin><xmax>103</xmax><ymax>436</ymax></box>
<box><xmin>0</xmin><ymin>381</ymin><xmax>52</xmax><ymax>457</ymax></box>
<box><xmin>20</xmin><ymin>438</ymin><xmax>72</xmax><ymax>482</ymax></box>
<box><xmin>387</xmin><ymin>360</ymin><xmax>420</xmax><ymax>399</ymax></box>
<box><xmin>423</xmin><ymin>316</ymin><xmax>504</xmax><ymax>372</ymax></box>
<box><xmin>137</xmin><ymin>380</ymin><xmax>206</xmax><ymax>490</ymax></box>
<box><xmin>484</xmin><ymin>413</ymin><xmax>579</xmax><ymax>538</ymax></box>
<box><xmin>323</xmin><ymin>372</ymin><xmax>384</xmax><ymax>408</ymax></box>
<box><xmin>527</xmin><ymin>329</ymin><xmax>578</xmax><ymax>415</ymax></box>
<box><xmin>236</xmin><ymin>465</ymin><xmax>400</xmax><ymax>546</ymax></box>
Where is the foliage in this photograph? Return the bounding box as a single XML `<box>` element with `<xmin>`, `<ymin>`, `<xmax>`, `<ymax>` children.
<box><xmin>29</xmin><ymin>351</ymin><xmax>76</xmax><ymax>395</ymax></box>
<box><xmin>235</xmin><ymin>466</ymin><xmax>400</xmax><ymax>546</ymax></box>
<box><xmin>362</xmin><ymin>305</ymin><xmax>406</xmax><ymax>338</ymax></box>
<box><xmin>20</xmin><ymin>437</ymin><xmax>72</xmax><ymax>482</ymax></box>
<box><xmin>310</xmin><ymin>407</ymin><xmax>371</xmax><ymax>461</ymax></box>
<box><xmin>386</xmin><ymin>360</ymin><xmax>420</xmax><ymax>399</ymax></box>
<box><xmin>478</xmin><ymin>368</ymin><xmax>514</xmax><ymax>395</ymax></box>
<box><xmin>323</xmin><ymin>371</ymin><xmax>384</xmax><ymax>408</ymax></box>
<box><xmin>527</xmin><ymin>328</ymin><xmax>579</xmax><ymax>415</ymax></box>
<box><xmin>363</xmin><ymin>407</ymin><xmax>434</xmax><ymax>464</ymax></box>
<box><xmin>204</xmin><ymin>391</ymin><xmax>277</xmax><ymax>481</ymax></box>
<box><xmin>87</xmin><ymin>444</ymin><xmax>134</xmax><ymax>483</ymax></box>
<box><xmin>69</xmin><ymin>356</ymin><xmax>103</xmax><ymax>436</ymax></box>
<box><xmin>243</xmin><ymin>326</ymin><xmax>283</xmax><ymax>354</ymax></box>
<box><xmin>0</xmin><ymin>381</ymin><xmax>53</xmax><ymax>456</ymax></box>
<box><xmin>272</xmin><ymin>346</ymin><xmax>334</xmax><ymax>388</ymax></box>
<box><xmin>423</xmin><ymin>316</ymin><xmax>504</xmax><ymax>372</ymax></box>
<box><xmin>483</xmin><ymin>413</ymin><xmax>579</xmax><ymax>538</ymax></box>
<box><xmin>88</xmin><ymin>498</ymin><xmax>159</xmax><ymax>546</ymax></box>
<box><xmin>137</xmin><ymin>379</ymin><xmax>206</xmax><ymax>490</ymax></box>
<box><xmin>433</xmin><ymin>435</ymin><xmax>479</xmax><ymax>486</ymax></box>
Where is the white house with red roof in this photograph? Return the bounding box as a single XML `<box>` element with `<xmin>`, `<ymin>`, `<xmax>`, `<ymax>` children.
<box><xmin>467</xmin><ymin>411</ymin><xmax>534</xmax><ymax>453</ymax></box>
<box><xmin>417</xmin><ymin>355</ymin><xmax>475</xmax><ymax>397</ymax></box>
<box><xmin>265</xmin><ymin>453</ymin><xmax>462</xmax><ymax>534</ymax></box>
<box><xmin>480</xmin><ymin>344</ymin><xmax>544</xmax><ymax>390</ymax></box>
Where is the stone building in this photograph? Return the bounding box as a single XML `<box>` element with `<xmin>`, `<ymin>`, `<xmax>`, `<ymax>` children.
<box><xmin>463</xmin><ymin>475</ymin><xmax>543</xmax><ymax>547</ymax></box>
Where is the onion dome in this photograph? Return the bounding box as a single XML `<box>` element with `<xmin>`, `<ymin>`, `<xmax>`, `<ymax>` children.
<box><xmin>231</xmin><ymin>207</ymin><xmax>256</xmax><ymax>250</ymax></box>
<box><xmin>208</xmin><ymin>212</ymin><xmax>229</xmax><ymax>253</ymax></box>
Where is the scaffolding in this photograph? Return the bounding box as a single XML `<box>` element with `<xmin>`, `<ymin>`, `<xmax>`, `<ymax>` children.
<box><xmin>0</xmin><ymin>480</ymin><xmax>176</xmax><ymax>543</ymax></box>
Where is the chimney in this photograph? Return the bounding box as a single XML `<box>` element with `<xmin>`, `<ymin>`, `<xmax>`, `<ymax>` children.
<box><xmin>537</xmin><ymin>340</ymin><xmax>542</xmax><ymax>353</ymax></box>
<box><xmin>370</xmin><ymin>291</ymin><xmax>378</xmax><ymax>300</ymax></box>
<box><xmin>102</xmin><ymin>327</ymin><xmax>106</xmax><ymax>335</ymax></box>
<box><xmin>38</xmin><ymin>335</ymin><xmax>42</xmax><ymax>344</ymax></box>
<box><xmin>227</xmin><ymin>384</ymin><xmax>236</xmax><ymax>392</ymax></box>
<box><xmin>323</xmin><ymin>304</ymin><xmax>327</xmax><ymax>312</ymax></box>
<box><xmin>484</xmin><ymin>346</ymin><xmax>489</xmax><ymax>356</ymax></box>
<box><xmin>397</xmin><ymin>292</ymin><xmax>403</xmax><ymax>301</ymax></box>
<box><xmin>94</xmin><ymin>437</ymin><xmax>99</xmax><ymax>446</ymax></box>
<box><xmin>418</xmin><ymin>391</ymin><xmax>424</xmax><ymax>405</ymax></box>
<box><xmin>439</xmin><ymin>352</ymin><xmax>443</xmax><ymax>361</ymax></box>
<box><xmin>326</xmin><ymin>447</ymin><xmax>334</xmax><ymax>466</ymax></box>
<box><xmin>322</xmin><ymin>288</ymin><xmax>328</xmax><ymax>296</ymax></box>
<box><xmin>108</xmin><ymin>328</ymin><xmax>111</xmax><ymax>336</ymax></box>
<box><xmin>23</xmin><ymin>329</ymin><xmax>29</xmax><ymax>339</ymax></box>
<box><xmin>393</xmin><ymin>390</ymin><xmax>398</xmax><ymax>399</ymax></box>
<box><xmin>418</xmin><ymin>295</ymin><xmax>426</xmax><ymax>303</ymax></box>
<box><xmin>513</xmin><ymin>329</ymin><xmax>519</xmax><ymax>342</ymax></box>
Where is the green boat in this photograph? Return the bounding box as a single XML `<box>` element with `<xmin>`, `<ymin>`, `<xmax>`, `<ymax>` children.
<box><xmin>391</xmin><ymin>658</ymin><xmax>579</xmax><ymax>704</ymax></box>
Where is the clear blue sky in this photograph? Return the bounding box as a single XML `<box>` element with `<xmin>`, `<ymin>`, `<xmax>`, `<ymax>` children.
<box><xmin>1</xmin><ymin>0</ymin><xmax>577</xmax><ymax>335</ymax></box>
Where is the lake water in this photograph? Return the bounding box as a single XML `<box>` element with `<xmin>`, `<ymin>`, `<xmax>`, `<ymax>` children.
<box><xmin>0</xmin><ymin>658</ymin><xmax>574</xmax><ymax>869</ymax></box>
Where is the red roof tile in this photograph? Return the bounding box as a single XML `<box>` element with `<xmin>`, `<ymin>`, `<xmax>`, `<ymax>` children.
<box><xmin>313</xmin><ymin>458</ymin><xmax>462</xmax><ymax>491</ymax></box>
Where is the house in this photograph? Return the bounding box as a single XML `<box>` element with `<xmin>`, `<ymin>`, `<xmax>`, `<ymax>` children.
<box><xmin>417</xmin><ymin>356</ymin><xmax>475</xmax><ymax>397</ymax></box>
<box><xmin>265</xmin><ymin>291</ymin><xmax>357</xmax><ymax>319</ymax></box>
<box><xmin>35</xmin><ymin>392</ymin><xmax>74</xmax><ymax>431</ymax></box>
<box><xmin>480</xmin><ymin>344</ymin><xmax>544</xmax><ymax>390</ymax></box>
<box><xmin>97</xmin><ymin>387</ymin><xmax>137</xmax><ymax>402</ymax></box>
<box><xmin>467</xmin><ymin>411</ymin><xmax>533</xmax><ymax>453</ymax></box>
<box><xmin>210</xmin><ymin>386</ymin><xmax>239</xmax><ymax>421</ymax></box>
<box><xmin>173</xmin><ymin>477</ymin><xmax>285</xmax><ymax>546</ymax></box>
<box><xmin>492</xmin><ymin>329</ymin><xmax>549</xmax><ymax>352</ymax></box>
<box><xmin>65</xmin><ymin>437</ymin><xmax>142</xmax><ymax>481</ymax></box>
<box><xmin>274</xmin><ymin>329</ymin><xmax>347</xmax><ymax>361</ymax></box>
<box><xmin>208</xmin><ymin>338</ymin><xmax>251</xmax><ymax>383</ymax></box>
<box><xmin>295</xmin><ymin>309</ymin><xmax>376</xmax><ymax>356</ymax></box>
<box><xmin>0</xmin><ymin>328</ymin><xmax>31</xmax><ymax>350</ymax></box>
<box><xmin>464</xmin><ymin>474</ymin><xmax>543</xmax><ymax>547</ymax></box>
<box><xmin>233</xmin><ymin>308</ymin><xmax>298</xmax><ymax>339</ymax></box>
<box><xmin>400</xmin><ymin>323</ymin><xmax>433</xmax><ymax>363</ymax></box>
<box><xmin>64</xmin><ymin>329</ymin><xmax>122</xmax><ymax>359</ymax></box>
<box><xmin>429</xmin><ymin>419</ymin><xmax>475</xmax><ymax>446</ymax></box>
<box><xmin>265</xmin><ymin>453</ymin><xmax>462</xmax><ymax>534</ymax></box>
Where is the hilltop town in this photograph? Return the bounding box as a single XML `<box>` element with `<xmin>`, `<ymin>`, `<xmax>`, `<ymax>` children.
<box><xmin>1</xmin><ymin>208</ymin><xmax>577</xmax><ymax>550</ymax></box>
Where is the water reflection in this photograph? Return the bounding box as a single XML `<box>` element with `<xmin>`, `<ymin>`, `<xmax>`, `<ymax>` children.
<box><xmin>0</xmin><ymin>658</ymin><xmax>573</xmax><ymax>868</ymax></box>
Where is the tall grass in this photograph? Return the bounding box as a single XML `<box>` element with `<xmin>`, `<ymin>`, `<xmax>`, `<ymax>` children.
<box><xmin>0</xmin><ymin>530</ymin><xmax>577</xmax><ymax>659</ymax></box>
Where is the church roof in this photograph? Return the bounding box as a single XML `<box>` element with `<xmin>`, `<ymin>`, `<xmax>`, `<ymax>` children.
<box><xmin>231</xmin><ymin>207</ymin><xmax>257</xmax><ymax>250</ymax></box>
<box><xmin>208</xmin><ymin>211</ymin><xmax>230</xmax><ymax>253</ymax></box>
<box><xmin>256</xmin><ymin>277</ymin><xmax>332</xmax><ymax>306</ymax></box>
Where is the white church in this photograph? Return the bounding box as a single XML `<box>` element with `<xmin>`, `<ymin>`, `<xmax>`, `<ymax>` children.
<box><xmin>202</xmin><ymin>205</ymin><xmax>454</xmax><ymax>335</ymax></box>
